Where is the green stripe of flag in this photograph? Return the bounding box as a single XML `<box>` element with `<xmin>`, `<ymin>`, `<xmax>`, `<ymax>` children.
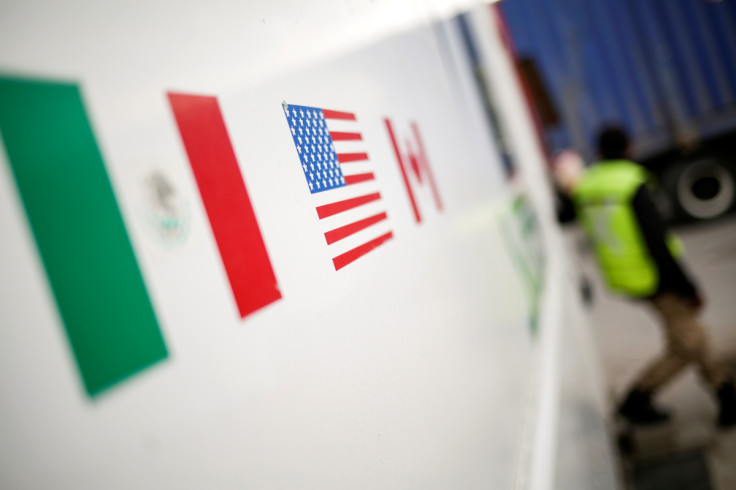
<box><xmin>0</xmin><ymin>76</ymin><xmax>167</xmax><ymax>397</ymax></box>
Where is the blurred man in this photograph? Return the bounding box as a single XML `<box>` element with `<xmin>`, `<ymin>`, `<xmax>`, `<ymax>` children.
<box><xmin>572</xmin><ymin>126</ymin><xmax>735</xmax><ymax>427</ymax></box>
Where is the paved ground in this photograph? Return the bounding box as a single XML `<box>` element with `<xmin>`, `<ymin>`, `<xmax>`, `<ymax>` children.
<box><xmin>566</xmin><ymin>214</ymin><xmax>736</xmax><ymax>490</ymax></box>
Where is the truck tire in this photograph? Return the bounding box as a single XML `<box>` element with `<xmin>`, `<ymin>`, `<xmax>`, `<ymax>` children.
<box><xmin>662</xmin><ymin>157</ymin><xmax>736</xmax><ymax>221</ymax></box>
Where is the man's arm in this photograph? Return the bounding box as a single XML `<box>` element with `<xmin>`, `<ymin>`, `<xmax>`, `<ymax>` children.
<box><xmin>630</xmin><ymin>184</ymin><xmax>700</xmax><ymax>301</ymax></box>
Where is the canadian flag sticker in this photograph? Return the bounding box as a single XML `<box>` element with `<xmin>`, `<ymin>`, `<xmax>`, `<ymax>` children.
<box><xmin>384</xmin><ymin>119</ymin><xmax>443</xmax><ymax>223</ymax></box>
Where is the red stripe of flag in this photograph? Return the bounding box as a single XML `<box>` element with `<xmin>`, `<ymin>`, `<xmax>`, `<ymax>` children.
<box><xmin>168</xmin><ymin>92</ymin><xmax>281</xmax><ymax>319</ymax></box>
<box><xmin>344</xmin><ymin>173</ymin><xmax>375</xmax><ymax>185</ymax></box>
<box><xmin>322</xmin><ymin>109</ymin><xmax>356</xmax><ymax>120</ymax></box>
<box><xmin>324</xmin><ymin>212</ymin><xmax>388</xmax><ymax>245</ymax></box>
<box><xmin>332</xmin><ymin>231</ymin><xmax>394</xmax><ymax>271</ymax></box>
<box><xmin>337</xmin><ymin>152</ymin><xmax>369</xmax><ymax>163</ymax></box>
<box><xmin>329</xmin><ymin>131</ymin><xmax>363</xmax><ymax>141</ymax></box>
<box><xmin>316</xmin><ymin>192</ymin><xmax>381</xmax><ymax>219</ymax></box>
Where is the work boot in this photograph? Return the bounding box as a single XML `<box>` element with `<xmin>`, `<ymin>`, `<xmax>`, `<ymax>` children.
<box><xmin>618</xmin><ymin>388</ymin><xmax>671</xmax><ymax>425</ymax></box>
<box><xmin>716</xmin><ymin>380</ymin><xmax>736</xmax><ymax>428</ymax></box>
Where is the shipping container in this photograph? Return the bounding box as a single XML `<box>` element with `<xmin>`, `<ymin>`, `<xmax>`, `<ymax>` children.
<box><xmin>502</xmin><ymin>0</ymin><xmax>736</xmax><ymax>221</ymax></box>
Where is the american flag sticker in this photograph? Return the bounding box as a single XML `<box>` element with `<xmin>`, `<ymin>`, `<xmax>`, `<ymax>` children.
<box><xmin>283</xmin><ymin>103</ymin><xmax>393</xmax><ymax>270</ymax></box>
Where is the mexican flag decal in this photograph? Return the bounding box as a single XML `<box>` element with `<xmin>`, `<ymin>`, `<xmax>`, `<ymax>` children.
<box><xmin>0</xmin><ymin>76</ymin><xmax>168</xmax><ymax>397</ymax></box>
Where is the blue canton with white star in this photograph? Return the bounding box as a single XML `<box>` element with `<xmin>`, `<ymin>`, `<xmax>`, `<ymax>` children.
<box><xmin>284</xmin><ymin>104</ymin><xmax>346</xmax><ymax>194</ymax></box>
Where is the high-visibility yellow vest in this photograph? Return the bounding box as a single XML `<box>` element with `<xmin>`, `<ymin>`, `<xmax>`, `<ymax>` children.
<box><xmin>572</xmin><ymin>160</ymin><xmax>682</xmax><ymax>297</ymax></box>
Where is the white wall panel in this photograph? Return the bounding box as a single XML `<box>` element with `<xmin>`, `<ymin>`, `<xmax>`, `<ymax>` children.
<box><xmin>0</xmin><ymin>1</ymin><xmax>618</xmax><ymax>488</ymax></box>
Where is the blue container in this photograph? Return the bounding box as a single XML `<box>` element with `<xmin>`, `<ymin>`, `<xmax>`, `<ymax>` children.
<box><xmin>501</xmin><ymin>0</ymin><xmax>736</xmax><ymax>161</ymax></box>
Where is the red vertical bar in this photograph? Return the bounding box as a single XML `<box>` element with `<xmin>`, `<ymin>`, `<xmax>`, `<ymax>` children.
<box><xmin>385</xmin><ymin>118</ymin><xmax>421</xmax><ymax>223</ymax></box>
<box><xmin>168</xmin><ymin>93</ymin><xmax>281</xmax><ymax>318</ymax></box>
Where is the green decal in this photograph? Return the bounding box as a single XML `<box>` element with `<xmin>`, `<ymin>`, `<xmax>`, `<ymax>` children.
<box><xmin>0</xmin><ymin>76</ymin><xmax>167</xmax><ymax>397</ymax></box>
<box><xmin>500</xmin><ymin>194</ymin><xmax>545</xmax><ymax>335</ymax></box>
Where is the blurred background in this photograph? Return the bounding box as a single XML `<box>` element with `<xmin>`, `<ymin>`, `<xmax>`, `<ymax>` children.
<box><xmin>499</xmin><ymin>0</ymin><xmax>736</xmax><ymax>487</ymax></box>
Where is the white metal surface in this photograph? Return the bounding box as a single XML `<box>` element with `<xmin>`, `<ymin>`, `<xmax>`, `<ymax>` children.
<box><xmin>0</xmin><ymin>1</ymin><xmax>619</xmax><ymax>488</ymax></box>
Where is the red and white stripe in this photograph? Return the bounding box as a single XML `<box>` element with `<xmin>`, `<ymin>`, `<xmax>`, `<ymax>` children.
<box><xmin>313</xmin><ymin>108</ymin><xmax>393</xmax><ymax>270</ymax></box>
